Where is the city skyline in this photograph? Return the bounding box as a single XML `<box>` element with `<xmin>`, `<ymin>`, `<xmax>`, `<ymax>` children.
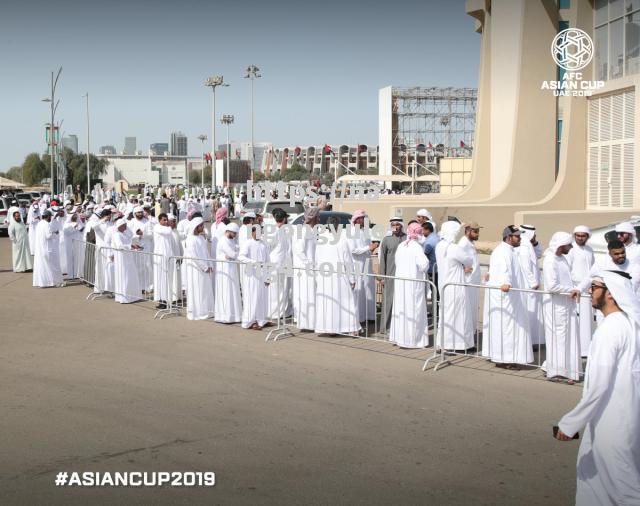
<box><xmin>0</xmin><ymin>0</ymin><xmax>479</xmax><ymax>171</ymax></box>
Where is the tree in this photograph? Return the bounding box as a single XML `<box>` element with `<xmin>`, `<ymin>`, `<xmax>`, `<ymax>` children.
<box><xmin>22</xmin><ymin>153</ymin><xmax>47</xmax><ymax>186</ymax></box>
<box><xmin>283</xmin><ymin>162</ymin><xmax>310</xmax><ymax>182</ymax></box>
<box><xmin>64</xmin><ymin>151</ymin><xmax>109</xmax><ymax>188</ymax></box>
<box><xmin>0</xmin><ymin>166</ymin><xmax>24</xmax><ymax>183</ymax></box>
<box><xmin>188</xmin><ymin>169</ymin><xmax>202</xmax><ymax>185</ymax></box>
<box><xmin>252</xmin><ymin>171</ymin><xmax>267</xmax><ymax>182</ymax></box>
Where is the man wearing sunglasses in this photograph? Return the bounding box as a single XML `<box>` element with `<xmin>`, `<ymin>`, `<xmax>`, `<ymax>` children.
<box><xmin>555</xmin><ymin>270</ymin><xmax>640</xmax><ymax>506</ymax></box>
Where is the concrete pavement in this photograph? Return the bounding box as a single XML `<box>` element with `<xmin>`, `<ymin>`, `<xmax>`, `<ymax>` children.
<box><xmin>0</xmin><ymin>237</ymin><xmax>581</xmax><ymax>505</ymax></box>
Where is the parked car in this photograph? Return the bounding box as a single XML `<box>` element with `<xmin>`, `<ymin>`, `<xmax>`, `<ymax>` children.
<box><xmin>588</xmin><ymin>216</ymin><xmax>640</xmax><ymax>260</ymax></box>
<box><xmin>0</xmin><ymin>196</ymin><xmax>13</xmax><ymax>235</ymax></box>
<box><xmin>291</xmin><ymin>211</ymin><xmax>353</xmax><ymax>226</ymax></box>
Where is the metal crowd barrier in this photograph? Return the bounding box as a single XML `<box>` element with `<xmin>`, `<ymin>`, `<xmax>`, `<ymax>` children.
<box><xmin>423</xmin><ymin>282</ymin><xmax>586</xmax><ymax>382</ymax></box>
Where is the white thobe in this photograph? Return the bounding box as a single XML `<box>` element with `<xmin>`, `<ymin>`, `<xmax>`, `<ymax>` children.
<box><xmin>102</xmin><ymin>225</ymin><xmax>117</xmax><ymax>293</ymax></box>
<box><xmin>153</xmin><ymin>224</ymin><xmax>176</xmax><ymax>302</ymax></box>
<box><xmin>61</xmin><ymin>220</ymin><xmax>83</xmax><ymax>279</ymax></box>
<box><xmin>184</xmin><ymin>234</ymin><xmax>215</xmax><ymax>320</ymax></box>
<box><xmin>346</xmin><ymin>225</ymin><xmax>376</xmax><ymax>322</ymax></box>
<box><xmin>214</xmin><ymin>235</ymin><xmax>242</xmax><ymax>323</ymax></box>
<box><xmin>435</xmin><ymin>238</ymin><xmax>473</xmax><ymax>350</ymax></box>
<box><xmin>266</xmin><ymin>225</ymin><xmax>293</xmax><ymax>319</ymax></box>
<box><xmin>239</xmin><ymin>238</ymin><xmax>269</xmax><ymax>328</ymax></box>
<box><xmin>170</xmin><ymin>229</ymin><xmax>183</xmax><ymax>301</ymax></box>
<box><xmin>482</xmin><ymin>243</ymin><xmax>533</xmax><ymax>364</ymax></box>
<box><xmin>559</xmin><ymin>311</ymin><xmax>640</xmax><ymax>506</ymax></box>
<box><xmin>625</xmin><ymin>242</ymin><xmax>640</xmax><ymax>264</ymax></box>
<box><xmin>9</xmin><ymin>220</ymin><xmax>33</xmax><ymax>272</ymax></box>
<box><xmin>128</xmin><ymin>218</ymin><xmax>154</xmax><ymax>290</ymax></box>
<box><xmin>517</xmin><ymin>241</ymin><xmax>545</xmax><ymax>345</ymax></box>
<box><xmin>542</xmin><ymin>253</ymin><xmax>581</xmax><ymax>380</ymax></box>
<box><xmin>389</xmin><ymin>240</ymin><xmax>429</xmax><ymax>348</ymax></box>
<box><xmin>567</xmin><ymin>243</ymin><xmax>595</xmax><ymax>356</ymax></box>
<box><xmin>314</xmin><ymin>232</ymin><xmax>360</xmax><ymax>334</ymax></box>
<box><xmin>26</xmin><ymin>206</ymin><xmax>40</xmax><ymax>255</ymax></box>
<box><xmin>458</xmin><ymin>236</ymin><xmax>481</xmax><ymax>340</ymax></box>
<box><xmin>112</xmin><ymin>229</ymin><xmax>142</xmax><ymax>303</ymax></box>
<box><xmin>292</xmin><ymin>225</ymin><xmax>317</xmax><ymax>331</ymax></box>
<box><xmin>32</xmin><ymin>220</ymin><xmax>63</xmax><ymax>287</ymax></box>
<box><xmin>93</xmin><ymin>220</ymin><xmax>113</xmax><ymax>293</ymax></box>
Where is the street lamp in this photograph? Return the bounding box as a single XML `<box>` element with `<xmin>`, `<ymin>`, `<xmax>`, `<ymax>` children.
<box><xmin>83</xmin><ymin>93</ymin><xmax>91</xmax><ymax>195</ymax></box>
<box><xmin>243</xmin><ymin>64</ymin><xmax>261</xmax><ymax>180</ymax></box>
<box><xmin>197</xmin><ymin>134</ymin><xmax>207</xmax><ymax>191</ymax></box>
<box><xmin>42</xmin><ymin>66</ymin><xmax>62</xmax><ymax>196</ymax></box>
<box><xmin>204</xmin><ymin>75</ymin><xmax>228</xmax><ymax>190</ymax></box>
<box><xmin>220</xmin><ymin>115</ymin><xmax>234</xmax><ymax>191</ymax></box>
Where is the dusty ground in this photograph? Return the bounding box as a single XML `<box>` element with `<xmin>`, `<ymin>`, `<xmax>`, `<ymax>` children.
<box><xmin>0</xmin><ymin>236</ymin><xmax>581</xmax><ymax>505</ymax></box>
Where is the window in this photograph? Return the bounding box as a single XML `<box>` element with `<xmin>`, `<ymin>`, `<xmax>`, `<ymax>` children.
<box><xmin>556</xmin><ymin>119</ymin><xmax>563</xmax><ymax>176</ymax></box>
<box><xmin>587</xmin><ymin>89</ymin><xmax>635</xmax><ymax>208</ymax></box>
<box><xmin>559</xmin><ymin>0</ymin><xmax>571</xmax><ymax>8</ymax></box>
<box><xmin>595</xmin><ymin>0</ymin><xmax>640</xmax><ymax>80</ymax></box>
<box><xmin>558</xmin><ymin>21</ymin><xmax>570</xmax><ymax>80</ymax></box>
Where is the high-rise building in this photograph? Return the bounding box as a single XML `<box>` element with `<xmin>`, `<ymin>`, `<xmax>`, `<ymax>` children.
<box><xmin>124</xmin><ymin>137</ymin><xmax>136</xmax><ymax>155</ymax></box>
<box><xmin>150</xmin><ymin>143</ymin><xmax>169</xmax><ymax>156</ymax></box>
<box><xmin>99</xmin><ymin>145</ymin><xmax>117</xmax><ymax>155</ymax></box>
<box><xmin>170</xmin><ymin>131</ymin><xmax>188</xmax><ymax>156</ymax></box>
<box><xmin>62</xmin><ymin>134</ymin><xmax>79</xmax><ymax>153</ymax></box>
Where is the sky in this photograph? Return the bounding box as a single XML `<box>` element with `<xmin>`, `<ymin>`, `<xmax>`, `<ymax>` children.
<box><xmin>0</xmin><ymin>0</ymin><xmax>479</xmax><ymax>170</ymax></box>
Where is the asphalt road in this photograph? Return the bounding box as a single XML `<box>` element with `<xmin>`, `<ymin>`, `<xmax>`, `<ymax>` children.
<box><xmin>0</xmin><ymin>236</ymin><xmax>581</xmax><ymax>505</ymax></box>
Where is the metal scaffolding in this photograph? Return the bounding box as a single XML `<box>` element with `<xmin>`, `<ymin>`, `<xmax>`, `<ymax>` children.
<box><xmin>392</xmin><ymin>86</ymin><xmax>477</xmax><ymax>161</ymax></box>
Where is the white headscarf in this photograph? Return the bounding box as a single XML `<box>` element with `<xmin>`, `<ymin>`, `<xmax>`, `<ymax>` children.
<box><xmin>544</xmin><ymin>231</ymin><xmax>573</xmax><ymax>257</ymax></box>
<box><xmin>573</xmin><ymin>225</ymin><xmax>591</xmax><ymax>236</ymax></box>
<box><xmin>439</xmin><ymin>221</ymin><xmax>461</xmax><ymax>243</ymax></box>
<box><xmin>615</xmin><ymin>222</ymin><xmax>637</xmax><ymax>243</ymax></box>
<box><xmin>520</xmin><ymin>224</ymin><xmax>536</xmax><ymax>243</ymax></box>
<box><xmin>596</xmin><ymin>270</ymin><xmax>640</xmax><ymax>327</ymax></box>
<box><xmin>189</xmin><ymin>217</ymin><xmax>204</xmax><ymax>235</ymax></box>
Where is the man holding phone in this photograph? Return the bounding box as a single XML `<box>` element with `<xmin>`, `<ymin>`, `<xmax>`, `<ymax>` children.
<box><xmin>554</xmin><ymin>270</ymin><xmax>640</xmax><ymax>505</ymax></box>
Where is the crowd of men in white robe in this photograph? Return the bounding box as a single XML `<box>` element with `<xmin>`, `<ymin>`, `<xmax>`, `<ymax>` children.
<box><xmin>12</xmin><ymin>193</ymin><xmax>640</xmax><ymax>504</ymax></box>
<box><xmin>17</xmin><ymin>194</ymin><xmax>640</xmax><ymax>381</ymax></box>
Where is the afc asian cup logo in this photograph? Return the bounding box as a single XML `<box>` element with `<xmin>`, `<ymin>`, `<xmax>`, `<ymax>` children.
<box><xmin>551</xmin><ymin>28</ymin><xmax>594</xmax><ymax>71</ymax></box>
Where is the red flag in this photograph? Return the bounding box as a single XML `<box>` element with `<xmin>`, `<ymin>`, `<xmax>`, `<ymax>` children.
<box><xmin>323</xmin><ymin>144</ymin><xmax>332</xmax><ymax>155</ymax></box>
<box><xmin>427</xmin><ymin>142</ymin><xmax>433</xmax><ymax>148</ymax></box>
<box><xmin>460</xmin><ymin>140</ymin><xmax>466</xmax><ymax>148</ymax></box>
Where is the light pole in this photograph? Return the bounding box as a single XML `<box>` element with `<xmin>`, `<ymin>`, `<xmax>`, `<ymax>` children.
<box><xmin>204</xmin><ymin>75</ymin><xmax>228</xmax><ymax>191</ymax></box>
<box><xmin>197</xmin><ymin>134</ymin><xmax>207</xmax><ymax>191</ymax></box>
<box><xmin>244</xmin><ymin>64</ymin><xmax>261</xmax><ymax>180</ymax></box>
<box><xmin>220</xmin><ymin>115</ymin><xmax>234</xmax><ymax>191</ymax></box>
<box><xmin>42</xmin><ymin>67</ymin><xmax>62</xmax><ymax>196</ymax></box>
<box><xmin>83</xmin><ymin>93</ymin><xmax>91</xmax><ymax>195</ymax></box>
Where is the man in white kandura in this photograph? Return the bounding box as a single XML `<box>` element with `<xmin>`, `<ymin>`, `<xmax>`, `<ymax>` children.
<box><xmin>26</xmin><ymin>200</ymin><xmax>41</xmax><ymax>255</ymax></box>
<box><xmin>9</xmin><ymin>211</ymin><xmax>33</xmax><ymax>272</ymax></box>
<box><xmin>435</xmin><ymin>221</ymin><xmax>474</xmax><ymax>350</ymax></box>
<box><xmin>292</xmin><ymin>208</ymin><xmax>319</xmax><ymax>331</ymax></box>
<box><xmin>615</xmin><ymin>221</ymin><xmax>640</xmax><ymax>264</ymax></box>
<box><xmin>33</xmin><ymin>210</ymin><xmax>64</xmax><ymax>288</ymax></box>
<box><xmin>111</xmin><ymin>219</ymin><xmax>142</xmax><ymax>304</ymax></box>
<box><xmin>184</xmin><ymin>218</ymin><xmax>215</xmax><ymax>321</ymax></box>
<box><xmin>458</xmin><ymin>222</ymin><xmax>481</xmax><ymax>343</ymax></box>
<box><xmin>266</xmin><ymin>208</ymin><xmax>293</xmax><ymax>319</ymax></box>
<box><xmin>215</xmin><ymin>223</ymin><xmax>242</xmax><ymax>324</ymax></box>
<box><xmin>153</xmin><ymin>213</ymin><xmax>176</xmax><ymax>310</ymax></box>
<box><xmin>566</xmin><ymin>225</ymin><xmax>595</xmax><ymax>357</ymax></box>
<box><xmin>347</xmin><ymin>209</ymin><xmax>378</xmax><ymax>323</ymax></box>
<box><xmin>389</xmin><ymin>222</ymin><xmax>430</xmax><ymax>348</ymax></box>
<box><xmin>542</xmin><ymin>232</ymin><xmax>582</xmax><ymax>383</ymax></box>
<box><xmin>517</xmin><ymin>224</ymin><xmax>545</xmax><ymax>347</ymax></box>
<box><xmin>128</xmin><ymin>206</ymin><xmax>154</xmax><ymax>291</ymax></box>
<box><xmin>314</xmin><ymin>216</ymin><xmax>360</xmax><ymax>336</ymax></box>
<box><xmin>239</xmin><ymin>224</ymin><xmax>270</xmax><ymax>330</ymax></box>
<box><xmin>555</xmin><ymin>269</ymin><xmax>640</xmax><ymax>506</ymax></box>
<box><xmin>482</xmin><ymin>226</ymin><xmax>533</xmax><ymax>369</ymax></box>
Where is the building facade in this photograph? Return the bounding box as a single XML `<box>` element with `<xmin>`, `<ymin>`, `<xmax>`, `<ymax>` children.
<box><xmin>99</xmin><ymin>145</ymin><xmax>117</xmax><ymax>155</ymax></box>
<box><xmin>123</xmin><ymin>137</ymin><xmax>136</xmax><ymax>155</ymax></box>
<box><xmin>150</xmin><ymin>143</ymin><xmax>169</xmax><ymax>156</ymax></box>
<box><xmin>62</xmin><ymin>135</ymin><xmax>78</xmax><ymax>154</ymax></box>
<box><xmin>171</xmin><ymin>131</ymin><xmax>188</xmax><ymax>156</ymax></box>
<box><xmin>338</xmin><ymin>0</ymin><xmax>640</xmax><ymax>242</ymax></box>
